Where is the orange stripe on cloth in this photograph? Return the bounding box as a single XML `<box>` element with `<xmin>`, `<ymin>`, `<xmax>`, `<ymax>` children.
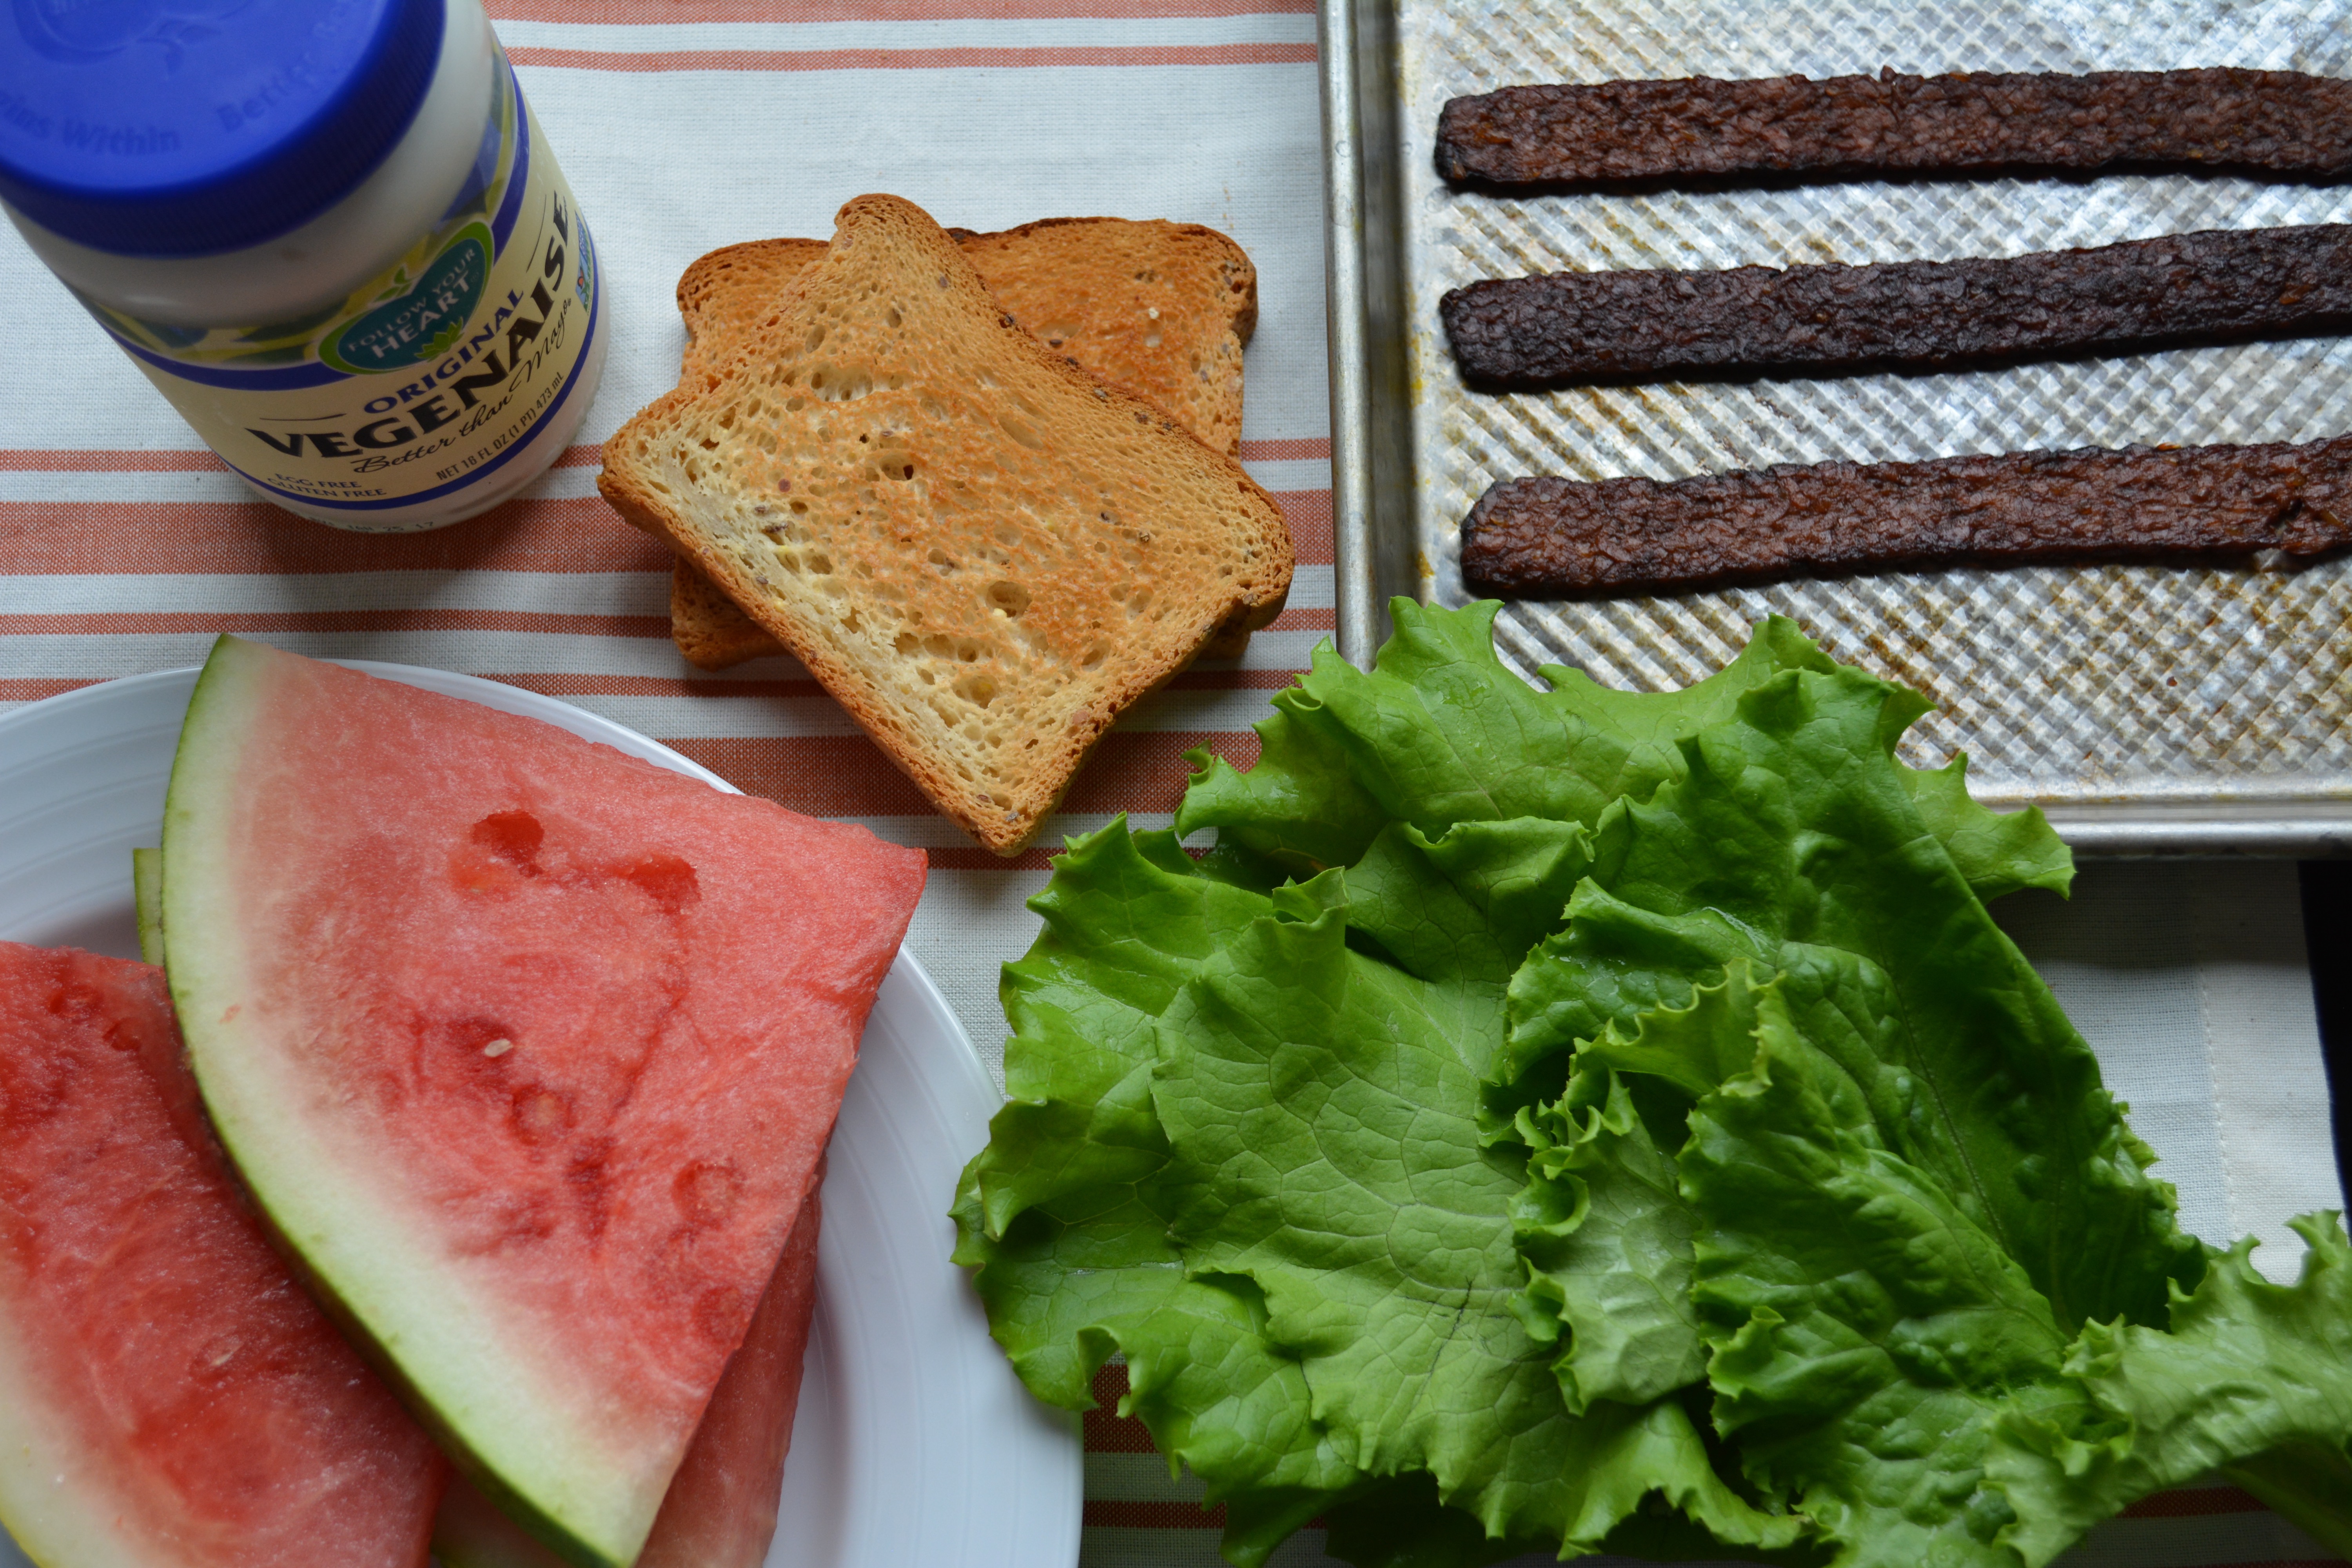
<box><xmin>0</xmin><ymin>449</ymin><xmax>223</xmax><ymax>472</ymax></box>
<box><xmin>0</xmin><ymin>677</ymin><xmax>100</xmax><ymax>702</ymax></box>
<box><xmin>489</xmin><ymin>672</ymin><xmax>829</xmax><ymax>699</ymax></box>
<box><xmin>1238</xmin><ymin>437</ymin><xmax>1330</xmax><ymax>462</ymax></box>
<box><xmin>1163</xmin><ymin>667</ymin><xmax>1303</xmax><ymax>691</ymax></box>
<box><xmin>789</xmin><ymin>840</ymin><xmax>1200</xmax><ymax>872</ymax></box>
<box><xmin>923</xmin><ymin>845</ymin><xmax>1057</xmax><ymax>870</ymax></box>
<box><xmin>494</xmin><ymin>0</ymin><xmax>1312</xmax><ymax>18</ymax></box>
<box><xmin>0</xmin><ymin>609</ymin><xmax>671</xmax><ymax>638</ymax></box>
<box><xmin>0</xmin><ymin>498</ymin><xmax>670</xmax><ymax>575</ymax></box>
<box><xmin>483</xmin><ymin>668</ymin><xmax>1295</xmax><ymax>698</ymax></box>
<box><xmin>1270</xmin><ymin>488</ymin><xmax>1332</xmax><ymax>565</ymax></box>
<box><xmin>1083</xmin><ymin>1363</ymin><xmax>1157</xmax><ymax>1453</ymax></box>
<box><xmin>509</xmin><ymin>40</ymin><xmax>1316</xmax><ymax>69</ymax></box>
<box><xmin>669</xmin><ymin>729</ymin><xmax>1259</xmax><ymax>820</ymax></box>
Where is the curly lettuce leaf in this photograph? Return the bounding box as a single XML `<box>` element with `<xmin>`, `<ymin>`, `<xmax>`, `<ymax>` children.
<box><xmin>1896</xmin><ymin>756</ymin><xmax>2071</xmax><ymax>901</ymax></box>
<box><xmin>953</xmin><ymin>603</ymin><xmax>2339</xmax><ymax>1568</ymax></box>
<box><xmin>1176</xmin><ymin>601</ymin><xmax>1839</xmax><ymax>875</ymax></box>
<box><xmin>1504</xmin><ymin>666</ymin><xmax>2200</xmax><ymax>1336</ymax></box>
<box><xmin>1332</xmin><ymin>817</ymin><xmax>1595</xmax><ymax>1083</ymax></box>
<box><xmin>1675</xmin><ymin>965</ymin><xmax>2091</xmax><ymax>1568</ymax></box>
<box><xmin>1626</xmin><ymin>965</ymin><xmax>2341</xmax><ymax>1568</ymax></box>
<box><xmin>964</xmin><ymin>823</ymin><xmax>1273</xmax><ymax>1239</ymax></box>
<box><xmin>949</xmin><ymin>826</ymin><xmax>1370</xmax><ymax>1565</ymax></box>
<box><xmin>1152</xmin><ymin>894</ymin><xmax>1804</xmax><ymax>1556</ymax></box>
<box><xmin>1988</xmin><ymin>1212</ymin><xmax>2352</xmax><ymax>1563</ymax></box>
<box><xmin>956</xmin><ymin>805</ymin><xmax>1624</xmax><ymax>1565</ymax></box>
<box><xmin>1155</xmin><ymin>899</ymin><xmax>1542</xmax><ymax>1512</ymax></box>
<box><xmin>1513</xmin><ymin>935</ymin><xmax>1926</xmax><ymax>1419</ymax></box>
<box><xmin>1513</xmin><ymin>1060</ymin><xmax>1704</xmax><ymax>1412</ymax></box>
<box><xmin>951</xmin><ymin>1179</ymin><xmax>1363</xmax><ymax>1541</ymax></box>
<box><xmin>1180</xmin><ymin>601</ymin><xmax>2067</xmax><ymax>906</ymax></box>
<box><xmin>1341</xmin><ymin>817</ymin><xmax>1594</xmax><ymax>988</ymax></box>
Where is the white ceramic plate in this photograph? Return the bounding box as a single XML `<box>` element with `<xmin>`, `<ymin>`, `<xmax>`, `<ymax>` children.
<box><xmin>0</xmin><ymin>663</ymin><xmax>1081</xmax><ymax>1568</ymax></box>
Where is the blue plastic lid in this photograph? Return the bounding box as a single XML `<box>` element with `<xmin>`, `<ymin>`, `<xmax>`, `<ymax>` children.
<box><xmin>0</xmin><ymin>0</ymin><xmax>445</xmax><ymax>258</ymax></box>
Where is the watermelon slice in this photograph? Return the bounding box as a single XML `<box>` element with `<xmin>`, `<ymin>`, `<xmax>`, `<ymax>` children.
<box><xmin>160</xmin><ymin>637</ymin><xmax>926</xmax><ymax>1568</ymax></box>
<box><xmin>0</xmin><ymin>941</ymin><xmax>445</xmax><ymax>1568</ymax></box>
<box><xmin>436</xmin><ymin>1184</ymin><xmax>824</xmax><ymax>1568</ymax></box>
<box><xmin>140</xmin><ymin>840</ymin><xmax>829</xmax><ymax>1568</ymax></box>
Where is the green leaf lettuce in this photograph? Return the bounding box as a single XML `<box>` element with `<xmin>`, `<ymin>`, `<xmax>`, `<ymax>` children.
<box><xmin>951</xmin><ymin>601</ymin><xmax>2345</xmax><ymax>1568</ymax></box>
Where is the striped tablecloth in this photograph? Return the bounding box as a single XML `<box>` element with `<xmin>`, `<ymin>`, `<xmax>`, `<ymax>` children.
<box><xmin>0</xmin><ymin>5</ymin><xmax>2339</xmax><ymax>1566</ymax></box>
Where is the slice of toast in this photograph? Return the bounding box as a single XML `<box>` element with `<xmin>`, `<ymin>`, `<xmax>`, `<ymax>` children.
<box><xmin>668</xmin><ymin>217</ymin><xmax>1259</xmax><ymax>670</ymax></box>
<box><xmin>600</xmin><ymin>194</ymin><xmax>1294</xmax><ymax>855</ymax></box>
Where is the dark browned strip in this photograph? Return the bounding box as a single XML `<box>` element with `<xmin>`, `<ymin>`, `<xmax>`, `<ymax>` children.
<box><xmin>1459</xmin><ymin>435</ymin><xmax>2352</xmax><ymax>598</ymax></box>
<box><xmin>1436</xmin><ymin>69</ymin><xmax>2352</xmax><ymax>186</ymax></box>
<box><xmin>1440</xmin><ymin>224</ymin><xmax>2352</xmax><ymax>386</ymax></box>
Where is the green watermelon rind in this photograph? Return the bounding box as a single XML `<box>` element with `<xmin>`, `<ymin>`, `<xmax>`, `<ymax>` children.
<box><xmin>160</xmin><ymin>636</ymin><xmax>650</xmax><ymax>1568</ymax></box>
<box><xmin>134</xmin><ymin>839</ymin><xmax>587</xmax><ymax>1567</ymax></box>
<box><xmin>131</xmin><ymin>849</ymin><xmax>164</xmax><ymax>967</ymax></box>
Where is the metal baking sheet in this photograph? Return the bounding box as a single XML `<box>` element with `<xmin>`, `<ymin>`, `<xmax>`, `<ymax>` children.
<box><xmin>1319</xmin><ymin>0</ymin><xmax>2352</xmax><ymax>855</ymax></box>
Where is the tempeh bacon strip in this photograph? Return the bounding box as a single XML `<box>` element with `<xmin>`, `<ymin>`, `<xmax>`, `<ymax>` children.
<box><xmin>1459</xmin><ymin>434</ymin><xmax>2352</xmax><ymax>598</ymax></box>
<box><xmin>1439</xmin><ymin>224</ymin><xmax>2352</xmax><ymax>387</ymax></box>
<box><xmin>1436</xmin><ymin>68</ymin><xmax>2352</xmax><ymax>186</ymax></box>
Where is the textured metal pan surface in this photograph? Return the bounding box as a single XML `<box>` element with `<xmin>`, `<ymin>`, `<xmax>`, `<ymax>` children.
<box><xmin>1328</xmin><ymin>0</ymin><xmax>2352</xmax><ymax>853</ymax></box>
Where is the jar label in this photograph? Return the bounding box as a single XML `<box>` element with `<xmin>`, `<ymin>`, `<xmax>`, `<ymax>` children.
<box><xmin>319</xmin><ymin>223</ymin><xmax>495</xmax><ymax>377</ymax></box>
<box><xmin>80</xmin><ymin>50</ymin><xmax>602</xmax><ymax>533</ymax></box>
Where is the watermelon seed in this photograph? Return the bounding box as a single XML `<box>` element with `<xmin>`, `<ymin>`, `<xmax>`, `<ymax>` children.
<box><xmin>513</xmin><ymin>1089</ymin><xmax>571</xmax><ymax>1142</ymax></box>
<box><xmin>674</xmin><ymin>1161</ymin><xmax>743</xmax><ymax>1225</ymax></box>
<box><xmin>483</xmin><ymin>1039</ymin><xmax>514</xmax><ymax>1058</ymax></box>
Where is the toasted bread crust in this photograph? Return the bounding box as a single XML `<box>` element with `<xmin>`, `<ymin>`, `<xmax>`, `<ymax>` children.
<box><xmin>949</xmin><ymin>217</ymin><xmax>1257</xmax><ymax>459</ymax></box>
<box><xmin>603</xmin><ymin>195</ymin><xmax>1293</xmax><ymax>854</ymax></box>
<box><xmin>668</xmin><ymin>558</ymin><xmax>777</xmax><ymax>669</ymax></box>
<box><xmin>667</xmin><ymin>218</ymin><xmax>1260</xmax><ymax>670</ymax></box>
<box><xmin>675</xmin><ymin>237</ymin><xmax>830</xmax><ymax>391</ymax></box>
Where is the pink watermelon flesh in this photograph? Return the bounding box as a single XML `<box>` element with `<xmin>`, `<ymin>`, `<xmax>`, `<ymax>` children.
<box><xmin>0</xmin><ymin>942</ymin><xmax>445</xmax><ymax>1568</ymax></box>
<box><xmin>436</xmin><ymin>1184</ymin><xmax>824</xmax><ymax>1568</ymax></box>
<box><xmin>642</xmin><ymin>1181</ymin><xmax>822</xmax><ymax>1568</ymax></box>
<box><xmin>165</xmin><ymin>638</ymin><xmax>926</xmax><ymax>1559</ymax></box>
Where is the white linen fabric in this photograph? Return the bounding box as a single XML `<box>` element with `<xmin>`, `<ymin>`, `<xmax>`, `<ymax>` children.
<box><xmin>1999</xmin><ymin>860</ymin><xmax>2345</xmax><ymax>1277</ymax></box>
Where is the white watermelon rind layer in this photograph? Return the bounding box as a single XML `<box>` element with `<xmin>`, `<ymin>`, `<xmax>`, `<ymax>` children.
<box><xmin>162</xmin><ymin>636</ymin><xmax>659</xmax><ymax>1568</ymax></box>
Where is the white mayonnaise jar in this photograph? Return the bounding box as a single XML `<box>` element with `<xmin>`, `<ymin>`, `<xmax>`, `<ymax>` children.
<box><xmin>0</xmin><ymin>0</ymin><xmax>605</xmax><ymax>532</ymax></box>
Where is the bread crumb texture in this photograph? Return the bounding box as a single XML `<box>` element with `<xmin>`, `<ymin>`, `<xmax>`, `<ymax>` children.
<box><xmin>667</xmin><ymin>216</ymin><xmax>1260</xmax><ymax>671</ymax></box>
<box><xmin>600</xmin><ymin>195</ymin><xmax>1293</xmax><ymax>854</ymax></box>
<box><xmin>679</xmin><ymin>219</ymin><xmax>1256</xmax><ymax>459</ymax></box>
